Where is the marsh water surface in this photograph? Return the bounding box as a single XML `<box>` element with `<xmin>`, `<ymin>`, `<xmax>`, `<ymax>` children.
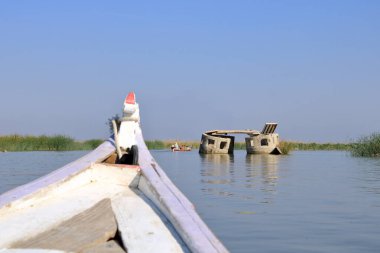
<box><xmin>1</xmin><ymin>150</ymin><xmax>380</xmax><ymax>253</ymax></box>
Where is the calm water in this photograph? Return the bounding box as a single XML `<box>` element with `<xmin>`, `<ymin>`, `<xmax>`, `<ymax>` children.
<box><xmin>1</xmin><ymin>150</ymin><xmax>380</xmax><ymax>253</ymax></box>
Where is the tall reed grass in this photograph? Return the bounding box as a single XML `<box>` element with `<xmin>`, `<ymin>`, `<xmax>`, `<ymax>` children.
<box><xmin>0</xmin><ymin>135</ymin><xmax>104</xmax><ymax>152</ymax></box>
<box><xmin>351</xmin><ymin>133</ymin><xmax>380</xmax><ymax>157</ymax></box>
<box><xmin>284</xmin><ymin>142</ymin><xmax>351</xmax><ymax>151</ymax></box>
<box><xmin>233</xmin><ymin>141</ymin><xmax>351</xmax><ymax>154</ymax></box>
<box><xmin>234</xmin><ymin>142</ymin><xmax>246</xmax><ymax>150</ymax></box>
<box><xmin>278</xmin><ymin>141</ymin><xmax>293</xmax><ymax>155</ymax></box>
<box><xmin>1</xmin><ymin>135</ymin><xmax>358</xmax><ymax>154</ymax></box>
<box><xmin>145</xmin><ymin>140</ymin><xmax>166</xmax><ymax>149</ymax></box>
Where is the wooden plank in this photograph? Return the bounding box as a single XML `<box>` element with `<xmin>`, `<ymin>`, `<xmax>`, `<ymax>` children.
<box><xmin>11</xmin><ymin>199</ymin><xmax>118</xmax><ymax>252</ymax></box>
<box><xmin>112</xmin><ymin>192</ymin><xmax>189</xmax><ymax>253</ymax></box>
<box><xmin>81</xmin><ymin>240</ymin><xmax>126</xmax><ymax>253</ymax></box>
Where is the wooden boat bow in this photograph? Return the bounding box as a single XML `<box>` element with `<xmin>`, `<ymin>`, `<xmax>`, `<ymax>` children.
<box><xmin>0</xmin><ymin>93</ymin><xmax>229</xmax><ymax>253</ymax></box>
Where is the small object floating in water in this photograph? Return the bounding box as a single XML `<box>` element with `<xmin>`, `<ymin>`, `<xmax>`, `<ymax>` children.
<box><xmin>171</xmin><ymin>142</ymin><xmax>192</xmax><ymax>152</ymax></box>
<box><xmin>0</xmin><ymin>92</ymin><xmax>228</xmax><ymax>253</ymax></box>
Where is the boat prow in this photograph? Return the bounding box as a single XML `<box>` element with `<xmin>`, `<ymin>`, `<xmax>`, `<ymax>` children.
<box><xmin>0</xmin><ymin>93</ymin><xmax>229</xmax><ymax>253</ymax></box>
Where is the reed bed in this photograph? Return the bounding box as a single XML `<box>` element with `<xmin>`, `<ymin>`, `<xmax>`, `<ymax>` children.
<box><xmin>1</xmin><ymin>135</ymin><xmax>357</xmax><ymax>154</ymax></box>
<box><xmin>145</xmin><ymin>140</ymin><xmax>166</xmax><ymax>150</ymax></box>
<box><xmin>234</xmin><ymin>142</ymin><xmax>246</xmax><ymax>150</ymax></box>
<box><xmin>145</xmin><ymin>140</ymin><xmax>352</xmax><ymax>153</ymax></box>
<box><xmin>351</xmin><ymin>133</ymin><xmax>380</xmax><ymax>157</ymax></box>
<box><xmin>287</xmin><ymin>142</ymin><xmax>352</xmax><ymax>151</ymax></box>
<box><xmin>0</xmin><ymin>135</ymin><xmax>103</xmax><ymax>152</ymax></box>
<box><xmin>234</xmin><ymin>141</ymin><xmax>351</xmax><ymax>154</ymax></box>
<box><xmin>278</xmin><ymin>141</ymin><xmax>293</xmax><ymax>155</ymax></box>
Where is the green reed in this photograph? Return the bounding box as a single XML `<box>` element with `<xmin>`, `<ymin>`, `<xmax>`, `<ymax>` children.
<box><xmin>0</xmin><ymin>135</ymin><xmax>359</xmax><ymax>154</ymax></box>
<box><xmin>284</xmin><ymin>142</ymin><xmax>352</xmax><ymax>151</ymax></box>
<box><xmin>0</xmin><ymin>135</ymin><xmax>104</xmax><ymax>152</ymax></box>
<box><xmin>351</xmin><ymin>133</ymin><xmax>380</xmax><ymax>157</ymax></box>
<box><xmin>234</xmin><ymin>141</ymin><xmax>351</xmax><ymax>154</ymax></box>
<box><xmin>278</xmin><ymin>141</ymin><xmax>293</xmax><ymax>155</ymax></box>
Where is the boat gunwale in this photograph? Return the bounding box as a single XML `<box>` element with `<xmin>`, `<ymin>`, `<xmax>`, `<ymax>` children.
<box><xmin>0</xmin><ymin>132</ymin><xmax>229</xmax><ymax>253</ymax></box>
<box><xmin>0</xmin><ymin>139</ymin><xmax>116</xmax><ymax>209</ymax></box>
<box><xmin>136</xmin><ymin>129</ymin><xmax>229</xmax><ymax>253</ymax></box>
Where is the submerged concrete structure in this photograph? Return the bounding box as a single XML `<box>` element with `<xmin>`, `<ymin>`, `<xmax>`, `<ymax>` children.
<box><xmin>245</xmin><ymin>123</ymin><xmax>281</xmax><ymax>154</ymax></box>
<box><xmin>199</xmin><ymin>132</ymin><xmax>235</xmax><ymax>154</ymax></box>
<box><xmin>199</xmin><ymin>123</ymin><xmax>282</xmax><ymax>155</ymax></box>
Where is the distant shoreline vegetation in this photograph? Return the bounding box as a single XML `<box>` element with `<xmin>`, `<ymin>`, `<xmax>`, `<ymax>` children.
<box><xmin>146</xmin><ymin>140</ymin><xmax>353</xmax><ymax>152</ymax></box>
<box><xmin>1</xmin><ymin>135</ymin><xmax>378</xmax><ymax>157</ymax></box>
<box><xmin>0</xmin><ymin>135</ymin><xmax>103</xmax><ymax>152</ymax></box>
<box><xmin>351</xmin><ymin>133</ymin><xmax>380</xmax><ymax>157</ymax></box>
<box><xmin>143</xmin><ymin>139</ymin><xmax>378</xmax><ymax>157</ymax></box>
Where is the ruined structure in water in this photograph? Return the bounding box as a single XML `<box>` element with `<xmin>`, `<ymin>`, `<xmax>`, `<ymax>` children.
<box><xmin>199</xmin><ymin>123</ymin><xmax>282</xmax><ymax>155</ymax></box>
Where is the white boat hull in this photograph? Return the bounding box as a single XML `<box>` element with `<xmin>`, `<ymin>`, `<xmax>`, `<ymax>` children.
<box><xmin>0</xmin><ymin>129</ymin><xmax>228</xmax><ymax>253</ymax></box>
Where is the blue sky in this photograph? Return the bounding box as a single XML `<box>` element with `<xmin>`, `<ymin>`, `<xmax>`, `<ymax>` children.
<box><xmin>0</xmin><ymin>1</ymin><xmax>379</xmax><ymax>142</ymax></box>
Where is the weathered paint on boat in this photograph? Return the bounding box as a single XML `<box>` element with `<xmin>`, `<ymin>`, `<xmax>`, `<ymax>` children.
<box><xmin>0</xmin><ymin>98</ymin><xmax>229</xmax><ymax>253</ymax></box>
<box><xmin>0</xmin><ymin>139</ymin><xmax>116</xmax><ymax>209</ymax></box>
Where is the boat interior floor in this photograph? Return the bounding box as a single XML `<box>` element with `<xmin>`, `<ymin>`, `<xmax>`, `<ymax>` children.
<box><xmin>0</xmin><ymin>163</ymin><xmax>189</xmax><ymax>253</ymax></box>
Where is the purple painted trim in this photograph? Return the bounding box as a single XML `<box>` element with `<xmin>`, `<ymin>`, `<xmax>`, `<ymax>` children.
<box><xmin>0</xmin><ymin>139</ymin><xmax>116</xmax><ymax>209</ymax></box>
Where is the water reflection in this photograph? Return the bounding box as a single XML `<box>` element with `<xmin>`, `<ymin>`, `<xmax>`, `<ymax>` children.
<box><xmin>355</xmin><ymin>157</ymin><xmax>380</xmax><ymax>196</ymax></box>
<box><xmin>199</xmin><ymin>153</ymin><xmax>280</xmax><ymax>201</ymax></box>
<box><xmin>160</xmin><ymin>151</ymin><xmax>380</xmax><ymax>253</ymax></box>
<box><xmin>245</xmin><ymin>154</ymin><xmax>279</xmax><ymax>187</ymax></box>
<box><xmin>199</xmin><ymin>154</ymin><xmax>235</xmax><ymax>185</ymax></box>
<box><xmin>6</xmin><ymin>151</ymin><xmax>380</xmax><ymax>253</ymax></box>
